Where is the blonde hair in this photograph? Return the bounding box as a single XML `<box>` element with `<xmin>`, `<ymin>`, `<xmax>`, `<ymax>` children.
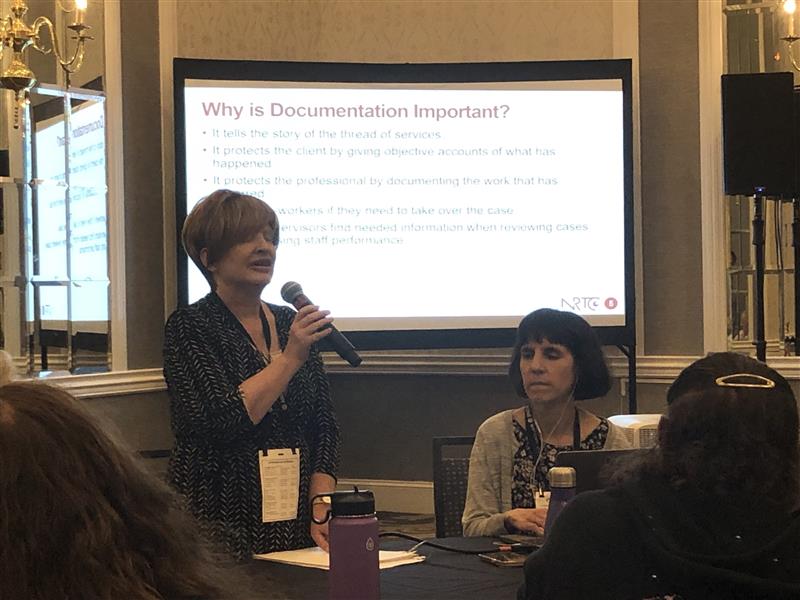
<box><xmin>182</xmin><ymin>189</ymin><xmax>279</xmax><ymax>288</ymax></box>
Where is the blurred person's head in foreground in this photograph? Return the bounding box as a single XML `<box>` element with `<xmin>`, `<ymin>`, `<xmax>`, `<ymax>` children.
<box><xmin>0</xmin><ymin>381</ymin><xmax>253</xmax><ymax>600</ymax></box>
<box><xmin>656</xmin><ymin>352</ymin><xmax>799</xmax><ymax>510</ymax></box>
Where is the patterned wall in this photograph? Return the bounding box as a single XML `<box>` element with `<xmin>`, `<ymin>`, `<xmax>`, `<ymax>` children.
<box><xmin>175</xmin><ymin>0</ymin><xmax>615</xmax><ymax>62</ymax></box>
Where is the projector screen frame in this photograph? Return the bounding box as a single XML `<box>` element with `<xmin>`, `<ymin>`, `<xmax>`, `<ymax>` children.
<box><xmin>173</xmin><ymin>58</ymin><xmax>635</xmax><ymax>350</ymax></box>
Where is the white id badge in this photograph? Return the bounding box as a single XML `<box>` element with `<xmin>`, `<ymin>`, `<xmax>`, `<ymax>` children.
<box><xmin>535</xmin><ymin>490</ymin><xmax>551</xmax><ymax>511</ymax></box>
<box><xmin>258</xmin><ymin>448</ymin><xmax>300</xmax><ymax>523</ymax></box>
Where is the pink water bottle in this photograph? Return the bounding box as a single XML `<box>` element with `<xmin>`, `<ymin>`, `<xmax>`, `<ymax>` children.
<box><xmin>312</xmin><ymin>486</ymin><xmax>380</xmax><ymax>600</ymax></box>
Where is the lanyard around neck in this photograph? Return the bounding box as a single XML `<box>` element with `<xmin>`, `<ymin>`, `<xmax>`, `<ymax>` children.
<box><xmin>215</xmin><ymin>293</ymin><xmax>277</xmax><ymax>364</ymax></box>
<box><xmin>525</xmin><ymin>405</ymin><xmax>582</xmax><ymax>454</ymax></box>
<box><xmin>244</xmin><ymin>305</ymin><xmax>273</xmax><ymax>364</ymax></box>
<box><xmin>259</xmin><ymin>305</ymin><xmax>272</xmax><ymax>353</ymax></box>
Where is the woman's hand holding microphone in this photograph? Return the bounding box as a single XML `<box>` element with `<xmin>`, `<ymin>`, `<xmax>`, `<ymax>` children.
<box><xmin>284</xmin><ymin>304</ymin><xmax>333</xmax><ymax>367</ymax></box>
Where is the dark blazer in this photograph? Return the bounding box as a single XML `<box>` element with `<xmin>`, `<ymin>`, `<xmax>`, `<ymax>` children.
<box><xmin>163</xmin><ymin>292</ymin><xmax>340</xmax><ymax>558</ymax></box>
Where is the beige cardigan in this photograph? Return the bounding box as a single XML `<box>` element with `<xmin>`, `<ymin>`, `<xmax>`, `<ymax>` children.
<box><xmin>462</xmin><ymin>408</ymin><xmax>632</xmax><ymax>537</ymax></box>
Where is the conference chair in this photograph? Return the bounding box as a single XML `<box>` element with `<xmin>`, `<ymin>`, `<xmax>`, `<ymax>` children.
<box><xmin>432</xmin><ymin>436</ymin><xmax>474</xmax><ymax>538</ymax></box>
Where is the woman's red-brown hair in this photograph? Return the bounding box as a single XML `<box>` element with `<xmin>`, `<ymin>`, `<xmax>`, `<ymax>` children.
<box><xmin>0</xmin><ymin>382</ymin><xmax>246</xmax><ymax>600</ymax></box>
<box><xmin>182</xmin><ymin>189</ymin><xmax>279</xmax><ymax>289</ymax></box>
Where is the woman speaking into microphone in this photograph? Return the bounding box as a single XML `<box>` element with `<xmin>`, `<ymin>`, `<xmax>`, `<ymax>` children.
<box><xmin>163</xmin><ymin>189</ymin><xmax>340</xmax><ymax>559</ymax></box>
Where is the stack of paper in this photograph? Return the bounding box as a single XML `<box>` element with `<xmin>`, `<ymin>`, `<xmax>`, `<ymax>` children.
<box><xmin>254</xmin><ymin>546</ymin><xmax>425</xmax><ymax>571</ymax></box>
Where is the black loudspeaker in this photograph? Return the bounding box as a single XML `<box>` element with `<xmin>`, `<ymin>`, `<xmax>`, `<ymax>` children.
<box><xmin>722</xmin><ymin>72</ymin><xmax>796</xmax><ymax>197</ymax></box>
<box><xmin>795</xmin><ymin>87</ymin><xmax>800</xmax><ymax>196</ymax></box>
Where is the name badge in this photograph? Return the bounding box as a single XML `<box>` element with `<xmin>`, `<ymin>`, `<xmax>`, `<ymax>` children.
<box><xmin>535</xmin><ymin>490</ymin><xmax>551</xmax><ymax>511</ymax></box>
<box><xmin>258</xmin><ymin>448</ymin><xmax>300</xmax><ymax>523</ymax></box>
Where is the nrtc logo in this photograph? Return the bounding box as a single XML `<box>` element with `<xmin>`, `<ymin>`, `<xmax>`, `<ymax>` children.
<box><xmin>561</xmin><ymin>297</ymin><xmax>600</xmax><ymax>311</ymax></box>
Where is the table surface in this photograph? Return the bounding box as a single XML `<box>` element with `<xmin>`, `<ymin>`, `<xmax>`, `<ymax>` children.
<box><xmin>243</xmin><ymin>536</ymin><xmax>525</xmax><ymax>600</ymax></box>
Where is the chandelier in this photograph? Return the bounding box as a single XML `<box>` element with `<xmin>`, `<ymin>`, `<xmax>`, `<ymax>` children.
<box><xmin>0</xmin><ymin>0</ymin><xmax>91</xmax><ymax>104</ymax></box>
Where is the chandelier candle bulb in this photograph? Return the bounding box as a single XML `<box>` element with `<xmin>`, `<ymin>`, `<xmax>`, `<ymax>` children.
<box><xmin>76</xmin><ymin>0</ymin><xmax>87</xmax><ymax>24</ymax></box>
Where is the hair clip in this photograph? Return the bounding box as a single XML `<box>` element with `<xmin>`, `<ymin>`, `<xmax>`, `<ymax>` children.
<box><xmin>714</xmin><ymin>373</ymin><xmax>776</xmax><ymax>389</ymax></box>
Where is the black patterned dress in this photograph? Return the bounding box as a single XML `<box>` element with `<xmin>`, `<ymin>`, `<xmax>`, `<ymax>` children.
<box><xmin>163</xmin><ymin>292</ymin><xmax>340</xmax><ymax>558</ymax></box>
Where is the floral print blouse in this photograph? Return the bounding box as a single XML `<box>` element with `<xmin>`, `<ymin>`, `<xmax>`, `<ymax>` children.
<box><xmin>511</xmin><ymin>404</ymin><xmax>609</xmax><ymax>509</ymax></box>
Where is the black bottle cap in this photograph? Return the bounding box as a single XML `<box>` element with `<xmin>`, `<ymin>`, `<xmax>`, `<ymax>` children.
<box><xmin>331</xmin><ymin>486</ymin><xmax>375</xmax><ymax>517</ymax></box>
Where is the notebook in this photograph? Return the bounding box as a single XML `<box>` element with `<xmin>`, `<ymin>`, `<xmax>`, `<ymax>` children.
<box><xmin>254</xmin><ymin>546</ymin><xmax>425</xmax><ymax>570</ymax></box>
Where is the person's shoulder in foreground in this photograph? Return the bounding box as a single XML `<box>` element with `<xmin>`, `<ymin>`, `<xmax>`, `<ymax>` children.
<box><xmin>519</xmin><ymin>477</ymin><xmax>800</xmax><ymax>600</ymax></box>
<box><xmin>518</xmin><ymin>351</ymin><xmax>800</xmax><ymax>600</ymax></box>
<box><xmin>517</xmin><ymin>486</ymin><xmax>645</xmax><ymax>600</ymax></box>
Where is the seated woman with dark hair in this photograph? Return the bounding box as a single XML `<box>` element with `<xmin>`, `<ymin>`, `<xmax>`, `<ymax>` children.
<box><xmin>462</xmin><ymin>308</ymin><xmax>630</xmax><ymax>537</ymax></box>
<box><xmin>519</xmin><ymin>352</ymin><xmax>800</xmax><ymax>600</ymax></box>
<box><xmin>0</xmin><ymin>382</ymin><xmax>259</xmax><ymax>600</ymax></box>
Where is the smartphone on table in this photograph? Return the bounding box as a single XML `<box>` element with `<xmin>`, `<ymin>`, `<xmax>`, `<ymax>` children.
<box><xmin>498</xmin><ymin>534</ymin><xmax>544</xmax><ymax>546</ymax></box>
<box><xmin>478</xmin><ymin>551</ymin><xmax>528</xmax><ymax>567</ymax></box>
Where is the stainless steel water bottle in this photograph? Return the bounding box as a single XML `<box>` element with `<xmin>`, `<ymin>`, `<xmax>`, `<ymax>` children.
<box><xmin>543</xmin><ymin>466</ymin><xmax>576</xmax><ymax>535</ymax></box>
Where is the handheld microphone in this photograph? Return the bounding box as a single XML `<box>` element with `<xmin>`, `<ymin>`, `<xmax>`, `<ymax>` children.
<box><xmin>280</xmin><ymin>281</ymin><xmax>362</xmax><ymax>367</ymax></box>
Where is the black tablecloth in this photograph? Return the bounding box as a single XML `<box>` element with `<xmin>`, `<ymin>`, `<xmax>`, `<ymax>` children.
<box><xmin>243</xmin><ymin>536</ymin><xmax>524</xmax><ymax>599</ymax></box>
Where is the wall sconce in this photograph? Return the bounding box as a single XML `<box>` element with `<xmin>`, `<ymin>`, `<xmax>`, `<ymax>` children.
<box><xmin>780</xmin><ymin>0</ymin><xmax>800</xmax><ymax>70</ymax></box>
<box><xmin>0</xmin><ymin>0</ymin><xmax>91</xmax><ymax>119</ymax></box>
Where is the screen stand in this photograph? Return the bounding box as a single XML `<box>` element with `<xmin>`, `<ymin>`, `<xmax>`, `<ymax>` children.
<box><xmin>616</xmin><ymin>343</ymin><xmax>637</xmax><ymax>413</ymax></box>
<box><xmin>752</xmin><ymin>194</ymin><xmax>767</xmax><ymax>362</ymax></box>
<box><xmin>793</xmin><ymin>199</ymin><xmax>800</xmax><ymax>356</ymax></box>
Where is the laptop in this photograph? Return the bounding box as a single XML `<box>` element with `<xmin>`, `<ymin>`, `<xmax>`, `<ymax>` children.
<box><xmin>554</xmin><ymin>448</ymin><xmax>649</xmax><ymax>494</ymax></box>
<box><xmin>495</xmin><ymin>449</ymin><xmax>648</xmax><ymax>548</ymax></box>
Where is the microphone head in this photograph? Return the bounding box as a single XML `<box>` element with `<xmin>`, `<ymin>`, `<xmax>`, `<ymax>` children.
<box><xmin>280</xmin><ymin>281</ymin><xmax>304</xmax><ymax>304</ymax></box>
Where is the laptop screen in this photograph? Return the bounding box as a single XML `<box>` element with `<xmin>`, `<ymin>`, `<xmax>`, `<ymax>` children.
<box><xmin>554</xmin><ymin>448</ymin><xmax>648</xmax><ymax>494</ymax></box>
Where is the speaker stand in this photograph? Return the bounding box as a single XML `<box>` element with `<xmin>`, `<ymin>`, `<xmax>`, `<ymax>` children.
<box><xmin>793</xmin><ymin>199</ymin><xmax>800</xmax><ymax>356</ymax></box>
<box><xmin>615</xmin><ymin>342</ymin><xmax>637</xmax><ymax>414</ymax></box>
<box><xmin>752</xmin><ymin>194</ymin><xmax>767</xmax><ymax>362</ymax></box>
